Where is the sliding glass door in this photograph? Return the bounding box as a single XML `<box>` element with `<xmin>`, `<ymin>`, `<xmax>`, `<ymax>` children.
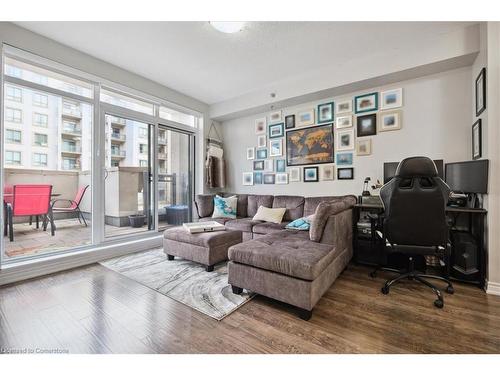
<box><xmin>157</xmin><ymin>125</ymin><xmax>194</xmax><ymax>229</ymax></box>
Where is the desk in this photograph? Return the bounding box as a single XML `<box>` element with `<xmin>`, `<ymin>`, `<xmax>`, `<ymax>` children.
<box><xmin>353</xmin><ymin>202</ymin><xmax>487</xmax><ymax>288</ymax></box>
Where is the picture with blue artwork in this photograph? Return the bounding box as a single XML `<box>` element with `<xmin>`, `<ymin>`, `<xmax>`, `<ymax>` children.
<box><xmin>254</xmin><ymin>172</ymin><xmax>263</xmax><ymax>184</ymax></box>
<box><xmin>336</xmin><ymin>152</ymin><xmax>353</xmax><ymax>165</ymax></box>
<box><xmin>256</xmin><ymin>148</ymin><xmax>268</xmax><ymax>159</ymax></box>
<box><xmin>276</xmin><ymin>159</ymin><xmax>286</xmax><ymax>172</ymax></box>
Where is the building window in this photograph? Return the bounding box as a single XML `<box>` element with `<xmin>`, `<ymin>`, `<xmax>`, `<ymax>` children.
<box><xmin>5</xmin><ymin>64</ymin><xmax>22</xmax><ymax>78</ymax></box>
<box><xmin>5</xmin><ymin>129</ymin><xmax>22</xmax><ymax>144</ymax></box>
<box><xmin>138</xmin><ymin>127</ymin><xmax>148</xmax><ymax>138</ymax></box>
<box><xmin>33</xmin><ymin>133</ymin><xmax>48</xmax><ymax>147</ymax></box>
<box><xmin>111</xmin><ymin>160</ymin><xmax>120</xmax><ymax>167</ymax></box>
<box><xmin>62</xmin><ymin>100</ymin><xmax>81</xmax><ymax>117</ymax></box>
<box><xmin>139</xmin><ymin>160</ymin><xmax>148</xmax><ymax>167</ymax></box>
<box><xmin>159</xmin><ymin>106</ymin><xmax>197</xmax><ymax>127</ymax></box>
<box><xmin>5</xmin><ymin>151</ymin><xmax>21</xmax><ymax>165</ymax></box>
<box><xmin>33</xmin><ymin>92</ymin><xmax>48</xmax><ymax>107</ymax></box>
<box><xmin>139</xmin><ymin>143</ymin><xmax>148</xmax><ymax>154</ymax></box>
<box><xmin>6</xmin><ymin>86</ymin><xmax>22</xmax><ymax>102</ymax></box>
<box><xmin>33</xmin><ymin>153</ymin><xmax>48</xmax><ymax>167</ymax></box>
<box><xmin>33</xmin><ymin>113</ymin><xmax>48</xmax><ymax>127</ymax></box>
<box><xmin>62</xmin><ymin>157</ymin><xmax>78</xmax><ymax>170</ymax></box>
<box><xmin>5</xmin><ymin>107</ymin><xmax>22</xmax><ymax>123</ymax></box>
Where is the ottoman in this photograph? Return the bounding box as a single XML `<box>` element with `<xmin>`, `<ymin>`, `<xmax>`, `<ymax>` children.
<box><xmin>163</xmin><ymin>226</ymin><xmax>242</xmax><ymax>271</ymax></box>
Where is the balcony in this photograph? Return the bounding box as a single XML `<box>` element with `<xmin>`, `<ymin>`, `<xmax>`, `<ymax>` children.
<box><xmin>110</xmin><ymin>133</ymin><xmax>126</xmax><ymax>142</ymax></box>
<box><xmin>61</xmin><ymin>145</ymin><xmax>82</xmax><ymax>154</ymax></box>
<box><xmin>158</xmin><ymin>152</ymin><xmax>167</xmax><ymax>159</ymax></box>
<box><xmin>61</xmin><ymin>126</ymin><xmax>82</xmax><ymax>137</ymax></box>
<box><xmin>111</xmin><ymin>149</ymin><xmax>126</xmax><ymax>158</ymax></box>
<box><xmin>110</xmin><ymin>117</ymin><xmax>127</xmax><ymax>127</ymax></box>
<box><xmin>62</xmin><ymin>108</ymin><xmax>82</xmax><ymax>119</ymax></box>
<box><xmin>158</xmin><ymin>138</ymin><xmax>167</xmax><ymax>145</ymax></box>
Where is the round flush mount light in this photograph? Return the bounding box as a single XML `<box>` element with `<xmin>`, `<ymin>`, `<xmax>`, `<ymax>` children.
<box><xmin>209</xmin><ymin>22</ymin><xmax>246</xmax><ymax>34</ymax></box>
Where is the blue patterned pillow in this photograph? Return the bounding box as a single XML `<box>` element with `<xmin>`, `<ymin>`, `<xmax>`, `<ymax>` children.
<box><xmin>285</xmin><ymin>216</ymin><xmax>313</xmax><ymax>231</ymax></box>
<box><xmin>212</xmin><ymin>195</ymin><xmax>237</xmax><ymax>219</ymax></box>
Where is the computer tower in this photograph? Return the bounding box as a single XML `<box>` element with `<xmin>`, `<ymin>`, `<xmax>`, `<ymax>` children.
<box><xmin>451</xmin><ymin>231</ymin><xmax>478</xmax><ymax>275</ymax></box>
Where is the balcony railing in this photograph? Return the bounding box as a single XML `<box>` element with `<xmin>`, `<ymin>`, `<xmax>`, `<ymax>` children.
<box><xmin>62</xmin><ymin>145</ymin><xmax>82</xmax><ymax>153</ymax></box>
<box><xmin>62</xmin><ymin>108</ymin><xmax>82</xmax><ymax>118</ymax></box>
<box><xmin>111</xmin><ymin>150</ymin><xmax>126</xmax><ymax>157</ymax></box>
<box><xmin>62</xmin><ymin>126</ymin><xmax>82</xmax><ymax>135</ymax></box>
<box><xmin>110</xmin><ymin>117</ymin><xmax>127</xmax><ymax>126</ymax></box>
<box><xmin>111</xmin><ymin>133</ymin><xmax>126</xmax><ymax>141</ymax></box>
<box><xmin>158</xmin><ymin>138</ymin><xmax>167</xmax><ymax>145</ymax></box>
<box><xmin>158</xmin><ymin>153</ymin><xmax>167</xmax><ymax>159</ymax></box>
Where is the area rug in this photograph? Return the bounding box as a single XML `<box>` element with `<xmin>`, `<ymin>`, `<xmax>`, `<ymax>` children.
<box><xmin>100</xmin><ymin>248</ymin><xmax>254</xmax><ymax>320</ymax></box>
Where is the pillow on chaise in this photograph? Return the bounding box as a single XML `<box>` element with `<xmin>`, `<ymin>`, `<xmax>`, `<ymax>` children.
<box><xmin>309</xmin><ymin>201</ymin><xmax>349</xmax><ymax>242</ymax></box>
<box><xmin>252</xmin><ymin>205</ymin><xmax>286</xmax><ymax>224</ymax></box>
<box><xmin>285</xmin><ymin>214</ymin><xmax>315</xmax><ymax>231</ymax></box>
<box><xmin>212</xmin><ymin>195</ymin><xmax>238</xmax><ymax>219</ymax></box>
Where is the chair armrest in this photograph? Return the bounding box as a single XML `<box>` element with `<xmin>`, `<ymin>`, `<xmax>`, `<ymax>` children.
<box><xmin>51</xmin><ymin>199</ymin><xmax>76</xmax><ymax>208</ymax></box>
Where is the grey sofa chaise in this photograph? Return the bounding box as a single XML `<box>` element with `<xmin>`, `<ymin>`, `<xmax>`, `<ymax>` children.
<box><xmin>191</xmin><ymin>193</ymin><xmax>356</xmax><ymax>320</ymax></box>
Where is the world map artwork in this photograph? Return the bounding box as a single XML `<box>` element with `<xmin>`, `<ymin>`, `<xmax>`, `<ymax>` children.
<box><xmin>286</xmin><ymin>124</ymin><xmax>334</xmax><ymax>166</ymax></box>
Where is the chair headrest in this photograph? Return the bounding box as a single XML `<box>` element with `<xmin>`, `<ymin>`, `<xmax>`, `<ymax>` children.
<box><xmin>395</xmin><ymin>157</ymin><xmax>438</xmax><ymax>178</ymax></box>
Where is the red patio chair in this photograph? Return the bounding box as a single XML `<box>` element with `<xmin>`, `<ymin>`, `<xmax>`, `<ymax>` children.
<box><xmin>5</xmin><ymin>184</ymin><xmax>55</xmax><ymax>242</ymax></box>
<box><xmin>50</xmin><ymin>185</ymin><xmax>89</xmax><ymax>227</ymax></box>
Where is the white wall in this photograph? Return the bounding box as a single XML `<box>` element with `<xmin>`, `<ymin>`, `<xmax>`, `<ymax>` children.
<box><xmin>222</xmin><ymin>67</ymin><xmax>472</xmax><ymax>197</ymax></box>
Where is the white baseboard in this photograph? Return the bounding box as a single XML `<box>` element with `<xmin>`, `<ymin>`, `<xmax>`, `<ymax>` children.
<box><xmin>486</xmin><ymin>281</ymin><xmax>500</xmax><ymax>296</ymax></box>
<box><xmin>0</xmin><ymin>234</ymin><xmax>163</xmax><ymax>286</ymax></box>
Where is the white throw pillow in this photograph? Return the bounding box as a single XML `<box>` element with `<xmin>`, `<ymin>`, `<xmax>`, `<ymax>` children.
<box><xmin>212</xmin><ymin>195</ymin><xmax>238</xmax><ymax>219</ymax></box>
<box><xmin>252</xmin><ymin>205</ymin><xmax>286</xmax><ymax>224</ymax></box>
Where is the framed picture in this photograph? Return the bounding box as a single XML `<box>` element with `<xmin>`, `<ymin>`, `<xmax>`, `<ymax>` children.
<box><xmin>472</xmin><ymin>119</ymin><xmax>482</xmax><ymax>160</ymax></box>
<box><xmin>269</xmin><ymin>123</ymin><xmax>284</xmax><ymax>138</ymax></box>
<box><xmin>320</xmin><ymin>164</ymin><xmax>335</xmax><ymax>181</ymax></box>
<box><xmin>317</xmin><ymin>102</ymin><xmax>334</xmax><ymax>124</ymax></box>
<box><xmin>356</xmin><ymin>139</ymin><xmax>372</xmax><ymax>156</ymax></box>
<box><xmin>303</xmin><ymin>166</ymin><xmax>319</xmax><ymax>182</ymax></box>
<box><xmin>286</xmin><ymin>124</ymin><xmax>334</xmax><ymax>166</ymax></box>
<box><xmin>264</xmin><ymin>159</ymin><xmax>274</xmax><ymax>172</ymax></box>
<box><xmin>379</xmin><ymin>110</ymin><xmax>402</xmax><ymax>132</ymax></box>
<box><xmin>257</xmin><ymin>134</ymin><xmax>267</xmax><ymax>148</ymax></box>
<box><xmin>269</xmin><ymin>139</ymin><xmax>283</xmax><ymax>157</ymax></box>
<box><xmin>336</xmin><ymin>99</ymin><xmax>352</xmax><ymax>114</ymax></box>
<box><xmin>242</xmin><ymin>172</ymin><xmax>254</xmax><ymax>186</ymax></box>
<box><xmin>285</xmin><ymin>114</ymin><xmax>295</xmax><ymax>129</ymax></box>
<box><xmin>337</xmin><ymin>129</ymin><xmax>354</xmax><ymax>151</ymax></box>
<box><xmin>276</xmin><ymin>159</ymin><xmax>286</xmax><ymax>172</ymax></box>
<box><xmin>256</xmin><ymin>148</ymin><xmax>267</xmax><ymax>159</ymax></box>
<box><xmin>336</xmin><ymin>115</ymin><xmax>352</xmax><ymax>129</ymax></box>
<box><xmin>296</xmin><ymin>109</ymin><xmax>315</xmax><ymax>127</ymax></box>
<box><xmin>476</xmin><ymin>68</ymin><xmax>486</xmax><ymax>116</ymax></box>
<box><xmin>263</xmin><ymin>173</ymin><xmax>275</xmax><ymax>184</ymax></box>
<box><xmin>336</xmin><ymin>152</ymin><xmax>353</xmax><ymax>166</ymax></box>
<box><xmin>380</xmin><ymin>88</ymin><xmax>403</xmax><ymax>110</ymax></box>
<box><xmin>275</xmin><ymin>173</ymin><xmax>289</xmax><ymax>185</ymax></box>
<box><xmin>354</xmin><ymin>92</ymin><xmax>378</xmax><ymax>114</ymax></box>
<box><xmin>269</xmin><ymin>110</ymin><xmax>282</xmax><ymax>124</ymax></box>
<box><xmin>288</xmin><ymin>167</ymin><xmax>301</xmax><ymax>182</ymax></box>
<box><xmin>337</xmin><ymin>167</ymin><xmax>354</xmax><ymax>180</ymax></box>
<box><xmin>246</xmin><ymin>147</ymin><xmax>255</xmax><ymax>160</ymax></box>
<box><xmin>253</xmin><ymin>160</ymin><xmax>264</xmax><ymax>171</ymax></box>
<box><xmin>255</xmin><ymin>118</ymin><xmax>266</xmax><ymax>134</ymax></box>
<box><xmin>357</xmin><ymin>113</ymin><xmax>377</xmax><ymax>137</ymax></box>
<box><xmin>254</xmin><ymin>172</ymin><xmax>263</xmax><ymax>185</ymax></box>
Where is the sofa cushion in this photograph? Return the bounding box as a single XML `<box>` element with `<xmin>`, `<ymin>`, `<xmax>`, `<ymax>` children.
<box><xmin>225</xmin><ymin>217</ymin><xmax>264</xmax><ymax>232</ymax></box>
<box><xmin>228</xmin><ymin>231</ymin><xmax>336</xmax><ymax>281</ymax></box>
<box><xmin>252</xmin><ymin>221</ymin><xmax>290</xmax><ymax>235</ymax></box>
<box><xmin>247</xmin><ymin>194</ymin><xmax>274</xmax><ymax>217</ymax></box>
<box><xmin>220</xmin><ymin>192</ymin><xmax>248</xmax><ymax>218</ymax></box>
<box><xmin>303</xmin><ymin>195</ymin><xmax>357</xmax><ymax>216</ymax></box>
<box><xmin>212</xmin><ymin>195</ymin><xmax>237</xmax><ymax>219</ymax></box>
<box><xmin>164</xmin><ymin>226</ymin><xmax>242</xmax><ymax>248</ymax></box>
<box><xmin>310</xmin><ymin>200</ymin><xmax>353</xmax><ymax>242</ymax></box>
<box><xmin>195</xmin><ymin>194</ymin><xmax>215</xmax><ymax>218</ymax></box>
<box><xmin>272</xmin><ymin>195</ymin><xmax>305</xmax><ymax>221</ymax></box>
<box><xmin>252</xmin><ymin>206</ymin><xmax>286</xmax><ymax>224</ymax></box>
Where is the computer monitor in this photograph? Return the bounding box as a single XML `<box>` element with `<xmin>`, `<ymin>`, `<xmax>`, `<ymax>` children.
<box><xmin>445</xmin><ymin>160</ymin><xmax>489</xmax><ymax>194</ymax></box>
<box><xmin>383</xmin><ymin>159</ymin><xmax>444</xmax><ymax>183</ymax></box>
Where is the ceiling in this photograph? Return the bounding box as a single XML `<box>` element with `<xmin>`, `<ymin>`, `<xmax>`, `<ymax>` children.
<box><xmin>16</xmin><ymin>21</ymin><xmax>475</xmax><ymax>106</ymax></box>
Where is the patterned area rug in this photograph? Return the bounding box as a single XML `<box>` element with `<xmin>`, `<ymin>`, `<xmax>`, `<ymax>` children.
<box><xmin>100</xmin><ymin>248</ymin><xmax>254</xmax><ymax>320</ymax></box>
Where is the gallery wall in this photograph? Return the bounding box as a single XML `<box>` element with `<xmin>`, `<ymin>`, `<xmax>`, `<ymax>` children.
<box><xmin>221</xmin><ymin>67</ymin><xmax>473</xmax><ymax>197</ymax></box>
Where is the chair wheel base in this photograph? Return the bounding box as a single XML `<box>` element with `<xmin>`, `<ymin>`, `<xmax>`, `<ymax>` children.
<box><xmin>381</xmin><ymin>286</ymin><xmax>389</xmax><ymax>294</ymax></box>
<box><xmin>370</xmin><ymin>271</ymin><xmax>377</xmax><ymax>278</ymax></box>
<box><xmin>434</xmin><ymin>299</ymin><xmax>444</xmax><ymax>308</ymax></box>
<box><xmin>446</xmin><ymin>286</ymin><xmax>454</xmax><ymax>294</ymax></box>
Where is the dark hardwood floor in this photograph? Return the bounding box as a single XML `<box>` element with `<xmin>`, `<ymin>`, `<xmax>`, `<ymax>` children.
<box><xmin>1</xmin><ymin>262</ymin><xmax>500</xmax><ymax>354</ymax></box>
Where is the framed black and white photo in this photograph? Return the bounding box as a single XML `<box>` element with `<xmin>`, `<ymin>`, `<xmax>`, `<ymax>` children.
<box><xmin>275</xmin><ymin>173</ymin><xmax>288</xmax><ymax>184</ymax></box>
<box><xmin>476</xmin><ymin>68</ymin><xmax>486</xmax><ymax>116</ymax></box>
<box><xmin>337</xmin><ymin>167</ymin><xmax>354</xmax><ymax>180</ymax></box>
<box><xmin>472</xmin><ymin>119</ymin><xmax>482</xmax><ymax>160</ymax></box>
<box><xmin>255</xmin><ymin>118</ymin><xmax>266</xmax><ymax>134</ymax></box>
<box><xmin>354</xmin><ymin>92</ymin><xmax>378</xmax><ymax>114</ymax></box>
<box><xmin>263</xmin><ymin>173</ymin><xmax>275</xmax><ymax>184</ymax></box>
<box><xmin>380</xmin><ymin>88</ymin><xmax>403</xmax><ymax>110</ymax></box>
<box><xmin>288</xmin><ymin>167</ymin><xmax>301</xmax><ymax>182</ymax></box>
<box><xmin>356</xmin><ymin>139</ymin><xmax>372</xmax><ymax>156</ymax></box>
<box><xmin>269</xmin><ymin>110</ymin><xmax>282</xmax><ymax>124</ymax></box>
<box><xmin>336</xmin><ymin>99</ymin><xmax>352</xmax><ymax>114</ymax></box>
<box><xmin>246</xmin><ymin>147</ymin><xmax>255</xmax><ymax>160</ymax></box>
<box><xmin>357</xmin><ymin>113</ymin><xmax>377</xmax><ymax>137</ymax></box>
<box><xmin>257</xmin><ymin>134</ymin><xmax>266</xmax><ymax>148</ymax></box>
<box><xmin>253</xmin><ymin>160</ymin><xmax>264</xmax><ymax>171</ymax></box>
<box><xmin>285</xmin><ymin>114</ymin><xmax>295</xmax><ymax>129</ymax></box>
<box><xmin>269</xmin><ymin>123</ymin><xmax>284</xmax><ymax>138</ymax></box>
<box><xmin>336</xmin><ymin>115</ymin><xmax>352</xmax><ymax>129</ymax></box>
<box><xmin>337</xmin><ymin>129</ymin><xmax>355</xmax><ymax>151</ymax></box>
<box><xmin>317</xmin><ymin>102</ymin><xmax>334</xmax><ymax>124</ymax></box>
<box><xmin>320</xmin><ymin>164</ymin><xmax>335</xmax><ymax>181</ymax></box>
<box><xmin>303</xmin><ymin>166</ymin><xmax>319</xmax><ymax>182</ymax></box>
<box><xmin>264</xmin><ymin>159</ymin><xmax>274</xmax><ymax>172</ymax></box>
<box><xmin>242</xmin><ymin>172</ymin><xmax>254</xmax><ymax>186</ymax></box>
<box><xmin>378</xmin><ymin>110</ymin><xmax>402</xmax><ymax>132</ymax></box>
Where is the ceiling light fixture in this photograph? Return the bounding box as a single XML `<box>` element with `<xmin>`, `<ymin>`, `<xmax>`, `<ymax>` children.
<box><xmin>209</xmin><ymin>22</ymin><xmax>246</xmax><ymax>34</ymax></box>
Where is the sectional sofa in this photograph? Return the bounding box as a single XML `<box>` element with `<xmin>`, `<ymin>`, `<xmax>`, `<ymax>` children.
<box><xmin>190</xmin><ymin>193</ymin><xmax>356</xmax><ymax>320</ymax></box>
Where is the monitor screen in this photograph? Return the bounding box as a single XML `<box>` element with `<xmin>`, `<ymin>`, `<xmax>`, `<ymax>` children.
<box><xmin>445</xmin><ymin>160</ymin><xmax>489</xmax><ymax>194</ymax></box>
<box><xmin>384</xmin><ymin>159</ymin><xmax>444</xmax><ymax>183</ymax></box>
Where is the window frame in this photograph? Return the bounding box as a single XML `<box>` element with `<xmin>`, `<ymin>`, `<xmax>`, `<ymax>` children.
<box><xmin>32</xmin><ymin>92</ymin><xmax>48</xmax><ymax>107</ymax></box>
<box><xmin>5</xmin><ymin>128</ymin><xmax>22</xmax><ymax>144</ymax></box>
<box><xmin>5</xmin><ymin>85</ymin><xmax>22</xmax><ymax>102</ymax></box>
<box><xmin>32</xmin><ymin>112</ymin><xmax>48</xmax><ymax>127</ymax></box>
<box><xmin>32</xmin><ymin>152</ymin><xmax>48</xmax><ymax>167</ymax></box>
<box><xmin>5</xmin><ymin>106</ymin><xmax>22</xmax><ymax>123</ymax></box>
<box><xmin>5</xmin><ymin>150</ymin><xmax>22</xmax><ymax>165</ymax></box>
